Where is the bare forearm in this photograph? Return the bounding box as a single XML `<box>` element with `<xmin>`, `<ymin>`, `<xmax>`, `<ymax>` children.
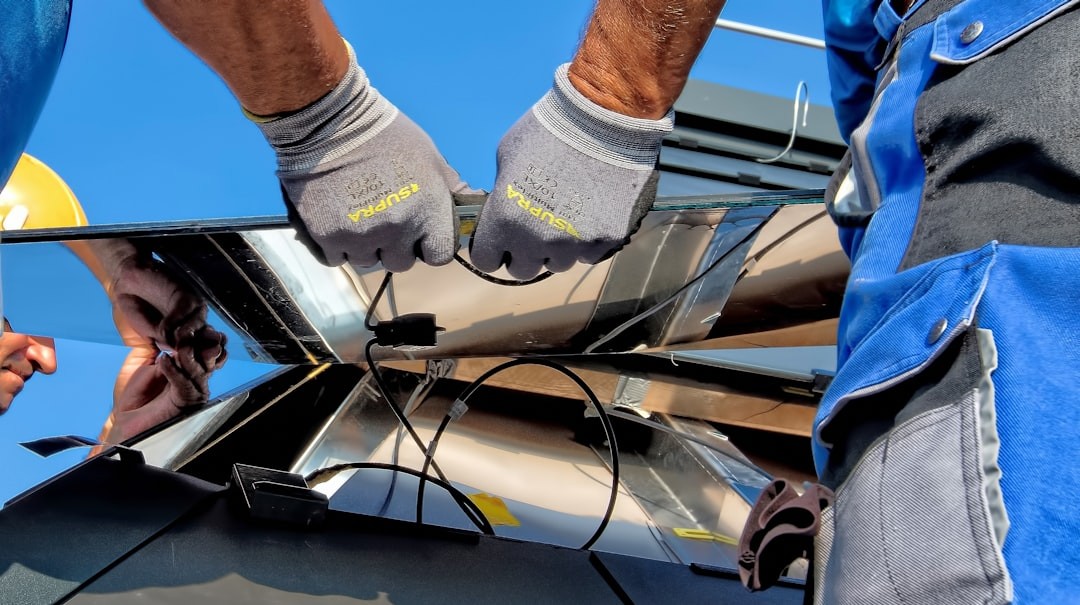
<box><xmin>142</xmin><ymin>0</ymin><xmax>347</xmax><ymax>115</ymax></box>
<box><xmin>65</xmin><ymin>238</ymin><xmax>139</xmax><ymax>295</ymax></box>
<box><xmin>569</xmin><ymin>0</ymin><xmax>726</xmax><ymax>119</ymax></box>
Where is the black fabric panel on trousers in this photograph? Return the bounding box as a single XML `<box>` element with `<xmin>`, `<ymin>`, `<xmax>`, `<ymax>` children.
<box><xmin>902</xmin><ymin>0</ymin><xmax>966</xmax><ymax>40</ymax></box>
<box><xmin>901</xmin><ymin>6</ymin><xmax>1080</xmax><ymax>270</ymax></box>
<box><xmin>820</xmin><ymin>327</ymin><xmax>979</xmax><ymax>489</ymax></box>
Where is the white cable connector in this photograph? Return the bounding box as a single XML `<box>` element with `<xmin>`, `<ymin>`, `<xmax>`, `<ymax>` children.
<box><xmin>449</xmin><ymin>399</ymin><xmax>470</xmax><ymax>421</ymax></box>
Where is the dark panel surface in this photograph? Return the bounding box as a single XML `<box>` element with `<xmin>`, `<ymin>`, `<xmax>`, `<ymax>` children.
<box><xmin>593</xmin><ymin>551</ymin><xmax>805</xmax><ymax>605</ymax></box>
<box><xmin>72</xmin><ymin>499</ymin><xmax>622</xmax><ymax>605</ymax></box>
<box><xmin>0</xmin><ymin>457</ymin><xmax>224</xmax><ymax>605</ymax></box>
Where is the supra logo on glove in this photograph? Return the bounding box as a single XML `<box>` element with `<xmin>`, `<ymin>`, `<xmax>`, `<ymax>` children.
<box><xmin>505</xmin><ymin>184</ymin><xmax>581</xmax><ymax>239</ymax></box>
<box><xmin>347</xmin><ymin>183</ymin><xmax>421</xmax><ymax>222</ymax></box>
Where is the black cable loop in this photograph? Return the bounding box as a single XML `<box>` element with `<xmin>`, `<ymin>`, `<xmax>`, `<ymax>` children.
<box><xmin>453</xmin><ymin>253</ymin><xmax>554</xmax><ymax>286</ymax></box>
<box><xmin>417</xmin><ymin>358</ymin><xmax>619</xmax><ymax>551</ymax></box>
<box><xmin>304</xmin><ymin>461</ymin><xmax>494</xmax><ymax>535</ymax></box>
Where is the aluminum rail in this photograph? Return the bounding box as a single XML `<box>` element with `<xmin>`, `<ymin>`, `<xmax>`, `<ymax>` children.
<box><xmin>714</xmin><ymin>18</ymin><xmax>826</xmax><ymax>50</ymax></box>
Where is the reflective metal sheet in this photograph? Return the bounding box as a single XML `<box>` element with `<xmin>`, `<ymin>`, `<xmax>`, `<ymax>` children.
<box><xmin>286</xmin><ymin>364</ymin><xmax>758</xmax><ymax>567</ymax></box>
<box><xmin>1</xmin><ymin>190</ymin><xmax>846</xmax><ymax>364</ymax></box>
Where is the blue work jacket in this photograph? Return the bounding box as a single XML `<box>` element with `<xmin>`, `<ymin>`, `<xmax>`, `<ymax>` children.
<box><xmin>818</xmin><ymin>0</ymin><xmax>1080</xmax><ymax>601</ymax></box>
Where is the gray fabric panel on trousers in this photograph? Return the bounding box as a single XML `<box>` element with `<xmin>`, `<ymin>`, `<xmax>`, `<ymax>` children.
<box><xmin>821</xmin><ymin>387</ymin><xmax>1011</xmax><ymax>604</ymax></box>
<box><xmin>902</xmin><ymin>5</ymin><xmax>1080</xmax><ymax>270</ymax></box>
<box><xmin>812</xmin><ymin>505</ymin><xmax>834</xmax><ymax>605</ymax></box>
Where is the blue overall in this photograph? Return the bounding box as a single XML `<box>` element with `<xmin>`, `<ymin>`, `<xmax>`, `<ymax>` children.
<box><xmin>817</xmin><ymin>0</ymin><xmax>1080</xmax><ymax>602</ymax></box>
<box><xmin>0</xmin><ymin>0</ymin><xmax>72</xmax><ymax>190</ymax></box>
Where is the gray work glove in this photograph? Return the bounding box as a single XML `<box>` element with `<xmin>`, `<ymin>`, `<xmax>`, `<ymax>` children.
<box><xmin>254</xmin><ymin>42</ymin><xmax>468</xmax><ymax>272</ymax></box>
<box><xmin>470</xmin><ymin>63</ymin><xmax>673</xmax><ymax>279</ymax></box>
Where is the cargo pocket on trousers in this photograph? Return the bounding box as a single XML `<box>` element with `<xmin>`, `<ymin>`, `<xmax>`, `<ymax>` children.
<box><xmin>820</xmin><ymin>328</ymin><xmax>1012</xmax><ymax>605</ymax></box>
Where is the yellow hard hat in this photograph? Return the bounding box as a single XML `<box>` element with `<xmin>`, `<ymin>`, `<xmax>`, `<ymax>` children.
<box><xmin>0</xmin><ymin>153</ymin><xmax>87</xmax><ymax>230</ymax></box>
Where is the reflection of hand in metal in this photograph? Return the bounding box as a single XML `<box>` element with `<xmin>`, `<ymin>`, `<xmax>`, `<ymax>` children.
<box><xmin>108</xmin><ymin>252</ymin><xmax>208</xmax><ymax>350</ymax></box>
<box><xmin>67</xmin><ymin>239</ymin><xmax>232</xmax><ymax>444</ymax></box>
<box><xmin>68</xmin><ymin>238</ymin><xmax>214</xmax><ymax>351</ymax></box>
<box><xmin>99</xmin><ymin>326</ymin><xmax>227</xmax><ymax>445</ymax></box>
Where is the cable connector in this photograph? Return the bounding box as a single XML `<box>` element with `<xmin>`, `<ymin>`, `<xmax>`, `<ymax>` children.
<box><xmin>448</xmin><ymin>398</ymin><xmax>470</xmax><ymax>421</ymax></box>
<box><xmin>372</xmin><ymin>313</ymin><xmax>444</xmax><ymax>350</ymax></box>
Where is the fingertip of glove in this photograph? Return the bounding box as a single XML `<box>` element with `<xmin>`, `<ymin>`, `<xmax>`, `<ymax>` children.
<box><xmin>465</xmin><ymin>247</ymin><xmax>505</xmax><ymax>275</ymax></box>
<box><xmin>505</xmin><ymin>256</ymin><xmax>546</xmax><ymax>281</ymax></box>
<box><xmin>417</xmin><ymin>234</ymin><xmax>460</xmax><ymax>268</ymax></box>
<box><xmin>543</xmin><ymin>256</ymin><xmax>577</xmax><ymax>274</ymax></box>
<box><xmin>377</xmin><ymin>253</ymin><xmax>417</xmax><ymax>274</ymax></box>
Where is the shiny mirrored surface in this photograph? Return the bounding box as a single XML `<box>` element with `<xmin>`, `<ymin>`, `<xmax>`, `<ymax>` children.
<box><xmin>2</xmin><ymin>191</ymin><xmax>847</xmax><ymax>365</ymax></box>
<box><xmin>0</xmin><ymin>327</ymin><xmax>273</xmax><ymax>503</ymax></box>
<box><xmin>0</xmin><ymin>190</ymin><xmax>844</xmax><ymax>497</ymax></box>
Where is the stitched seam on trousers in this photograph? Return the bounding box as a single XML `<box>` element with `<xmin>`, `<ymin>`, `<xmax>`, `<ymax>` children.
<box><xmin>877</xmin><ymin>437</ymin><xmax>908</xmax><ymax>605</ymax></box>
<box><xmin>958</xmin><ymin>387</ymin><xmax>1000</xmax><ymax>602</ymax></box>
<box><xmin>875</xmin><ymin>404</ymin><xmax>955</xmax><ymax>605</ymax></box>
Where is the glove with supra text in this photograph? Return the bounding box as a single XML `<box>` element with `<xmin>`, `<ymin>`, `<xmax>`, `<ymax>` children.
<box><xmin>253</xmin><ymin>41</ymin><xmax>470</xmax><ymax>272</ymax></box>
<box><xmin>470</xmin><ymin>63</ymin><xmax>673</xmax><ymax>279</ymax></box>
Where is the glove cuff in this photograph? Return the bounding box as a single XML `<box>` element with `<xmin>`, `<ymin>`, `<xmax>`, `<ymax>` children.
<box><xmin>253</xmin><ymin>40</ymin><xmax>398</xmax><ymax>172</ymax></box>
<box><xmin>532</xmin><ymin>63</ymin><xmax>673</xmax><ymax>171</ymax></box>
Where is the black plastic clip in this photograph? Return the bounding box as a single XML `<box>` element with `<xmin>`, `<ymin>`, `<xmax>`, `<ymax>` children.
<box><xmin>230</xmin><ymin>463</ymin><xmax>329</xmax><ymax>528</ymax></box>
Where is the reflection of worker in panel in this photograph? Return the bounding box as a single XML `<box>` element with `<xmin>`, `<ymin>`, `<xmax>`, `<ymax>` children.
<box><xmin>0</xmin><ymin>320</ymin><xmax>57</xmax><ymax>414</ymax></box>
<box><xmin>0</xmin><ymin>153</ymin><xmax>227</xmax><ymax>444</ymax></box>
<box><xmin>2</xmin><ymin>0</ymin><xmax>727</xmax><ymax>426</ymax></box>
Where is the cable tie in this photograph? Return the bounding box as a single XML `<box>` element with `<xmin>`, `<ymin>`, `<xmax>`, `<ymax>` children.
<box><xmin>449</xmin><ymin>399</ymin><xmax>470</xmax><ymax>421</ymax></box>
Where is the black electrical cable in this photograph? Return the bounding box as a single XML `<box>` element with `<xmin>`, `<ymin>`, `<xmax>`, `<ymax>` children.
<box><xmin>377</xmin><ymin>424</ymin><xmax>405</xmax><ymax>518</ymax></box>
<box><xmin>453</xmin><ymin>253</ymin><xmax>554</xmax><ymax>286</ymax></box>
<box><xmin>364</xmin><ymin>271</ymin><xmax>393</xmax><ymax>331</ymax></box>
<box><xmin>583</xmin><ymin>218</ymin><xmax>770</xmax><ymax>353</ymax></box>
<box><xmin>304</xmin><ymin>461</ymin><xmax>495</xmax><ymax>536</ymax></box>
<box><xmin>366</xmin><ymin>271</ymin><xmax>399</xmax><ymax>516</ymax></box>
<box><xmin>364</xmin><ymin>338</ymin><xmax>449</xmax><ymax>484</ymax></box>
<box><xmin>362</xmin><ymin>274</ymin><xmax>488</xmax><ymax>529</ymax></box>
<box><xmin>365</xmin><ymin>338</ymin><xmax>491</xmax><ymax>533</ymax></box>
<box><xmin>362</xmin><ymin>273</ymin><xmax>446</xmax><ymax>480</ymax></box>
<box><xmin>415</xmin><ymin>413</ymin><xmax>454</xmax><ymax>527</ymax></box>
<box><xmin>416</xmin><ymin>358</ymin><xmax>620</xmax><ymax>551</ymax></box>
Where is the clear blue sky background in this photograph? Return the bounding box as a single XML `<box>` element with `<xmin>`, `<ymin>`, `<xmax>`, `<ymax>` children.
<box><xmin>3</xmin><ymin>1</ymin><xmax>829</xmax><ymax>502</ymax></box>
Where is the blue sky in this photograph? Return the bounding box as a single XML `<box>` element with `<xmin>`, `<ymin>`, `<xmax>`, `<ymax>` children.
<box><xmin>3</xmin><ymin>1</ymin><xmax>829</xmax><ymax>501</ymax></box>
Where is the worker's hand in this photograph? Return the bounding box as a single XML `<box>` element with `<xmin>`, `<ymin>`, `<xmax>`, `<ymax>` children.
<box><xmin>256</xmin><ymin>42</ymin><xmax>469</xmax><ymax>272</ymax></box>
<box><xmin>469</xmin><ymin>64</ymin><xmax>672</xmax><ymax>280</ymax></box>
<box><xmin>107</xmin><ymin>251</ymin><xmax>208</xmax><ymax>351</ymax></box>
<box><xmin>99</xmin><ymin>326</ymin><xmax>226</xmax><ymax>445</ymax></box>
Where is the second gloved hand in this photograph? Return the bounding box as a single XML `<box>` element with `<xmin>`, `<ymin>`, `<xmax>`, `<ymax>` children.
<box><xmin>254</xmin><ymin>42</ymin><xmax>468</xmax><ymax>272</ymax></box>
<box><xmin>470</xmin><ymin>63</ymin><xmax>673</xmax><ymax>279</ymax></box>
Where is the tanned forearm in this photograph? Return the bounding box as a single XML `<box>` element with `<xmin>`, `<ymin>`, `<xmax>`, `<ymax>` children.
<box><xmin>142</xmin><ymin>0</ymin><xmax>348</xmax><ymax>115</ymax></box>
<box><xmin>569</xmin><ymin>0</ymin><xmax>726</xmax><ymax>119</ymax></box>
<box><xmin>64</xmin><ymin>239</ymin><xmax>139</xmax><ymax>295</ymax></box>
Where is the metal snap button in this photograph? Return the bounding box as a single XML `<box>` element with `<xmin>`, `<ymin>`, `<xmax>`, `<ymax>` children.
<box><xmin>960</xmin><ymin>21</ymin><xmax>984</xmax><ymax>44</ymax></box>
<box><xmin>927</xmin><ymin>318</ymin><xmax>949</xmax><ymax>345</ymax></box>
